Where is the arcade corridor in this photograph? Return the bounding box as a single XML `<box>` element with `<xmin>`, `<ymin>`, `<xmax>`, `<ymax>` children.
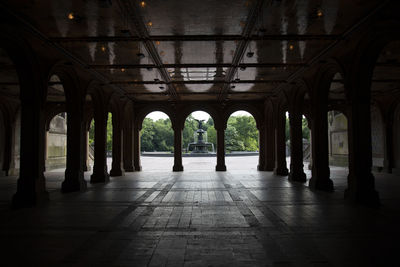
<box><xmin>1</xmin><ymin>0</ymin><xmax>400</xmax><ymax>266</ymax></box>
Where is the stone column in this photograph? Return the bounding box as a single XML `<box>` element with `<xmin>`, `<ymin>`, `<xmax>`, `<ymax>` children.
<box><xmin>62</xmin><ymin>106</ymin><xmax>87</xmax><ymax>192</ymax></box>
<box><xmin>383</xmin><ymin>119</ymin><xmax>393</xmax><ymax>173</ymax></box>
<box><xmin>173</xmin><ymin>125</ymin><xmax>184</xmax><ymax>171</ymax></box>
<box><xmin>123</xmin><ymin>118</ymin><xmax>134</xmax><ymax>172</ymax></box>
<box><xmin>110</xmin><ymin>113</ymin><xmax>124</xmax><ymax>176</ymax></box>
<box><xmin>90</xmin><ymin>110</ymin><xmax>110</xmax><ymax>183</ymax></box>
<box><xmin>12</xmin><ymin>91</ymin><xmax>48</xmax><ymax>208</ymax></box>
<box><xmin>309</xmin><ymin>102</ymin><xmax>334</xmax><ymax>191</ymax></box>
<box><xmin>1</xmin><ymin>116</ymin><xmax>12</xmax><ymax>176</ymax></box>
<box><xmin>345</xmin><ymin>98</ymin><xmax>380</xmax><ymax>206</ymax></box>
<box><xmin>265</xmin><ymin>116</ymin><xmax>275</xmax><ymax>171</ymax></box>
<box><xmin>133</xmin><ymin>123</ymin><xmax>142</xmax><ymax>171</ymax></box>
<box><xmin>274</xmin><ymin>111</ymin><xmax>288</xmax><ymax>175</ymax></box>
<box><xmin>215</xmin><ymin>125</ymin><xmax>226</xmax><ymax>171</ymax></box>
<box><xmin>257</xmin><ymin>125</ymin><xmax>265</xmax><ymax>171</ymax></box>
<box><xmin>288</xmin><ymin>110</ymin><xmax>306</xmax><ymax>182</ymax></box>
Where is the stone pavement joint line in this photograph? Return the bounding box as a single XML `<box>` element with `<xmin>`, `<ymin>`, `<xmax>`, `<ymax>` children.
<box><xmin>0</xmin><ymin>159</ymin><xmax>399</xmax><ymax>266</ymax></box>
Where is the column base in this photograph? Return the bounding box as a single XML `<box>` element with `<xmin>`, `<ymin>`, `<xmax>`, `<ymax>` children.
<box><xmin>309</xmin><ymin>177</ymin><xmax>334</xmax><ymax>192</ymax></box>
<box><xmin>257</xmin><ymin>164</ymin><xmax>265</xmax><ymax>171</ymax></box>
<box><xmin>110</xmin><ymin>168</ymin><xmax>124</xmax><ymax>177</ymax></box>
<box><xmin>12</xmin><ymin>190</ymin><xmax>49</xmax><ymax>209</ymax></box>
<box><xmin>134</xmin><ymin>165</ymin><xmax>142</xmax><ymax>171</ymax></box>
<box><xmin>124</xmin><ymin>165</ymin><xmax>134</xmax><ymax>172</ymax></box>
<box><xmin>62</xmin><ymin>169</ymin><xmax>87</xmax><ymax>193</ymax></box>
<box><xmin>265</xmin><ymin>165</ymin><xmax>274</xmax><ymax>171</ymax></box>
<box><xmin>90</xmin><ymin>170</ymin><xmax>110</xmax><ymax>183</ymax></box>
<box><xmin>274</xmin><ymin>167</ymin><xmax>289</xmax><ymax>176</ymax></box>
<box><xmin>288</xmin><ymin>171</ymin><xmax>307</xmax><ymax>182</ymax></box>
<box><xmin>173</xmin><ymin>165</ymin><xmax>184</xmax><ymax>172</ymax></box>
<box><xmin>216</xmin><ymin>164</ymin><xmax>226</xmax><ymax>171</ymax></box>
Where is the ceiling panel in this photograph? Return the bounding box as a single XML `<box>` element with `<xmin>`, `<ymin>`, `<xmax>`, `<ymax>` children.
<box><xmin>140</xmin><ymin>0</ymin><xmax>251</xmax><ymax>36</ymax></box>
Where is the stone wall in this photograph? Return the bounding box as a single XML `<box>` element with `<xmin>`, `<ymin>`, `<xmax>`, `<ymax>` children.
<box><xmin>46</xmin><ymin>113</ymin><xmax>67</xmax><ymax>170</ymax></box>
<box><xmin>328</xmin><ymin>111</ymin><xmax>348</xmax><ymax>167</ymax></box>
<box><xmin>370</xmin><ymin>106</ymin><xmax>384</xmax><ymax>168</ymax></box>
<box><xmin>0</xmin><ymin>110</ymin><xmax>4</xmax><ymax>176</ymax></box>
<box><xmin>393</xmin><ymin>104</ymin><xmax>400</xmax><ymax>174</ymax></box>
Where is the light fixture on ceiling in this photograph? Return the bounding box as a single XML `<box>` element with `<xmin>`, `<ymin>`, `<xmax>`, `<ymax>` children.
<box><xmin>155</xmin><ymin>41</ymin><xmax>160</xmax><ymax>45</ymax></box>
<box><xmin>154</xmin><ymin>78</ymin><xmax>160</xmax><ymax>82</ymax></box>
<box><xmin>240</xmin><ymin>66</ymin><xmax>246</xmax><ymax>71</ymax></box>
<box><xmin>121</xmin><ymin>68</ymin><xmax>125</xmax><ymax>72</ymax></box>
<box><xmin>147</xmin><ymin>67</ymin><xmax>153</xmax><ymax>71</ymax></box>
<box><xmin>231</xmin><ymin>85</ymin><xmax>236</xmax><ymax>89</ymax></box>
<box><xmin>101</xmin><ymin>45</ymin><xmax>106</xmax><ymax>52</ymax></box>
<box><xmin>147</xmin><ymin>21</ymin><xmax>153</xmax><ymax>27</ymax></box>
<box><xmin>289</xmin><ymin>44</ymin><xmax>294</xmax><ymax>50</ymax></box>
<box><xmin>67</xmin><ymin>13</ymin><xmax>74</xmax><ymax>20</ymax></box>
<box><xmin>317</xmin><ymin>9</ymin><xmax>323</xmax><ymax>18</ymax></box>
<box><xmin>246</xmin><ymin>42</ymin><xmax>254</xmax><ymax>58</ymax></box>
<box><xmin>140</xmin><ymin>1</ymin><xmax>146</xmax><ymax>8</ymax></box>
<box><xmin>159</xmin><ymin>86</ymin><xmax>165</xmax><ymax>90</ymax></box>
<box><xmin>136</xmin><ymin>42</ymin><xmax>145</xmax><ymax>58</ymax></box>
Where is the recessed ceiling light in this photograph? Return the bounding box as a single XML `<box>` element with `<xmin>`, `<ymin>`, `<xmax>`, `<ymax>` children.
<box><xmin>147</xmin><ymin>67</ymin><xmax>153</xmax><ymax>71</ymax></box>
<box><xmin>246</xmin><ymin>52</ymin><xmax>254</xmax><ymax>58</ymax></box>
<box><xmin>289</xmin><ymin>44</ymin><xmax>294</xmax><ymax>50</ymax></box>
<box><xmin>121</xmin><ymin>68</ymin><xmax>125</xmax><ymax>72</ymax></box>
<box><xmin>140</xmin><ymin>1</ymin><xmax>146</xmax><ymax>8</ymax></box>
<box><xmin>317</xmin><ymin>9</ymin><xmax>323</xmax><ymax>17</ymax></box>
<box><xmin>147</xmin><ymin>21</ymin><xmax>153</xmax><ymax>27</ymax></box>
<box><xmin>155</xmin><ymin>41</ymin><xmax>160</xmax><ymax>45</ymax></box>
<box><xmin>159</xmin><ymin>86</ymin><xmax>165</xmax><ymax>90</ymax></box>
<box><xmin>231</xmin><ymin>85</ymin><xmax>236</xmax><ymax>89</ymax></box>
<box><xmin>67</xmin><ymin>13</ymin><xmax>74</xmax><ymax>20</ymax></box>
<box><xmin>101</xmin><ymin>45</ymin><xmax>106</xmax><ymax>52</ymax></box>
<box><xmin>240</xmin><ymin>66</ymin><xmax>246</xmax><ymax>71</ymax></box>
<box><xmin>136</xmin><ymin>52</ymin><xmax>145</xmax><ymax>58</ymax></box>
<box><xmin>154</xmin><ymin>78</ymin><xmax>160</xmax><ymax>82</ymax></box>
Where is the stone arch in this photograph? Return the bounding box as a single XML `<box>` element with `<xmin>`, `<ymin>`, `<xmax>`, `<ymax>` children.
<box><xmin>46</xmin><ymin>63</ymin><xmax>84</xmax><ymax>109</ymax></box>
<box><xmin>223</xmin><ymin>103</ymin><xmax>263</xmax><ymax>131</ymax></box>
<box><xmin>179</xmin><ymin>104</ymin><xmax>221</xmax><ymax>130</ymax></box>
<box><xmin>135</xmin><ymin>104</ymin><xmax>175</xmax><ymax>130</ymax></box>
<box><xmin>347</xmin><ymin>20</ymin><xmax>400</xmax><ymax>99</ymax></box>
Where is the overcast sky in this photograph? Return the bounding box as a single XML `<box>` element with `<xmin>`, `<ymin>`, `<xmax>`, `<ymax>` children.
<box><xmin>146</xmin><ymin>110</ymin><xmax>252</xmax><ymax>121</ymax></box>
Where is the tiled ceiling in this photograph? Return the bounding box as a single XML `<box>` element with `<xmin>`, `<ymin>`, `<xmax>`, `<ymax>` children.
<box><xmin>1</xmin><ymin>0</ymin><xmax>392</xmax><ymax>102</ymax></box>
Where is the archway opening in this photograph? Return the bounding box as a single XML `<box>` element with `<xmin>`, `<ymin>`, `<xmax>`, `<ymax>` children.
<box><xmin>44</xmin><ymin>75</ymin><xmax>67</xmax><ymax>187</ymax></box>
<box><xmin>326</xmin><ymin>72</ymin><xmax>349</xmax><ymax>186</ymax></box>
<box><xmin>183</xmin><ymin>111</ymin><xmax>216</xmax><ymax>171</ymax></box>
<box><xmin>140</xmin><ymin>111</ymin><xmax>174</xmax><ymax>171</ymax></box>
<box><xmin>225</xmin><ymin>110</ymin><xmax>259</xmax><ymax>170</ymax></box>
<box><xmin>371</xmin><ymin>41</ymin><xmax>400</xmax><ymax>174</ymax></box>
<box><xmin>45</xmin><ymin>112</ymin><xmax>67</xmax><ymax>172</ymax></box>
<box><xmin>106</xmin><ymin>112</ymin><xmax>112</xmax><ymax>171</ymax></box>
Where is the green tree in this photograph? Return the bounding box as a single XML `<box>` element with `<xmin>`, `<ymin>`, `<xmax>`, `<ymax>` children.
<box><xmin>225</xmin><ymin>125</ymin><xmax>245</xmax><ymax>152</ymax></box>
<box><xmin>227</xmin><ymin>115</ymin><xmax>258</xmax><ymax>151</ymax></box>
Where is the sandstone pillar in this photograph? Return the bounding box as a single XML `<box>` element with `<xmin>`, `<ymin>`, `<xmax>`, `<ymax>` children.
<box><xmin>110</xmin><ymin>112</ymin><xmax>124</xmax><ymax>176</ymax></box>
<box><xmin>288</xmin><ymin>110</ymin><xmax>306</xmax><ymax>182</ymax></box>
<box><xmin>274</xmin><ymin>111</ymin><xmax>288</xmax><ymax>175</ymax></box>
<box><xmin>173</xmin><ymin>125</ymin><xmax>184</xmax><ymax>171</ymax></box>
<box><xmin>90</xmin><ymin>110</ymin><xmax>109</xmax><ymax>183</ymax></box>
<box><xmin>62</xmin><ymin>106</ymin><xmax>87</xmax><ymax>192</ymax></box>
<box><xmin>309</xmin><ymin>102</ymin><xmax>334</xmax><ymax>191</ymax></box>
<box><xmin>133</xmin><ymin>123</ymin><xmax>142</xmax><ymax>171</ymax></box>
<box><xmin>215</xmin><ymin>126</ymin><xmax>226</xmax><ymax>171</ymax></box>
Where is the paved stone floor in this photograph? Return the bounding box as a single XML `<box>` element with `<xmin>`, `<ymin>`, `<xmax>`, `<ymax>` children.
<box><xmin>0</xmin><ymin>156</ymin><xmax>399</xmax><ymax>266</ymax></box>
